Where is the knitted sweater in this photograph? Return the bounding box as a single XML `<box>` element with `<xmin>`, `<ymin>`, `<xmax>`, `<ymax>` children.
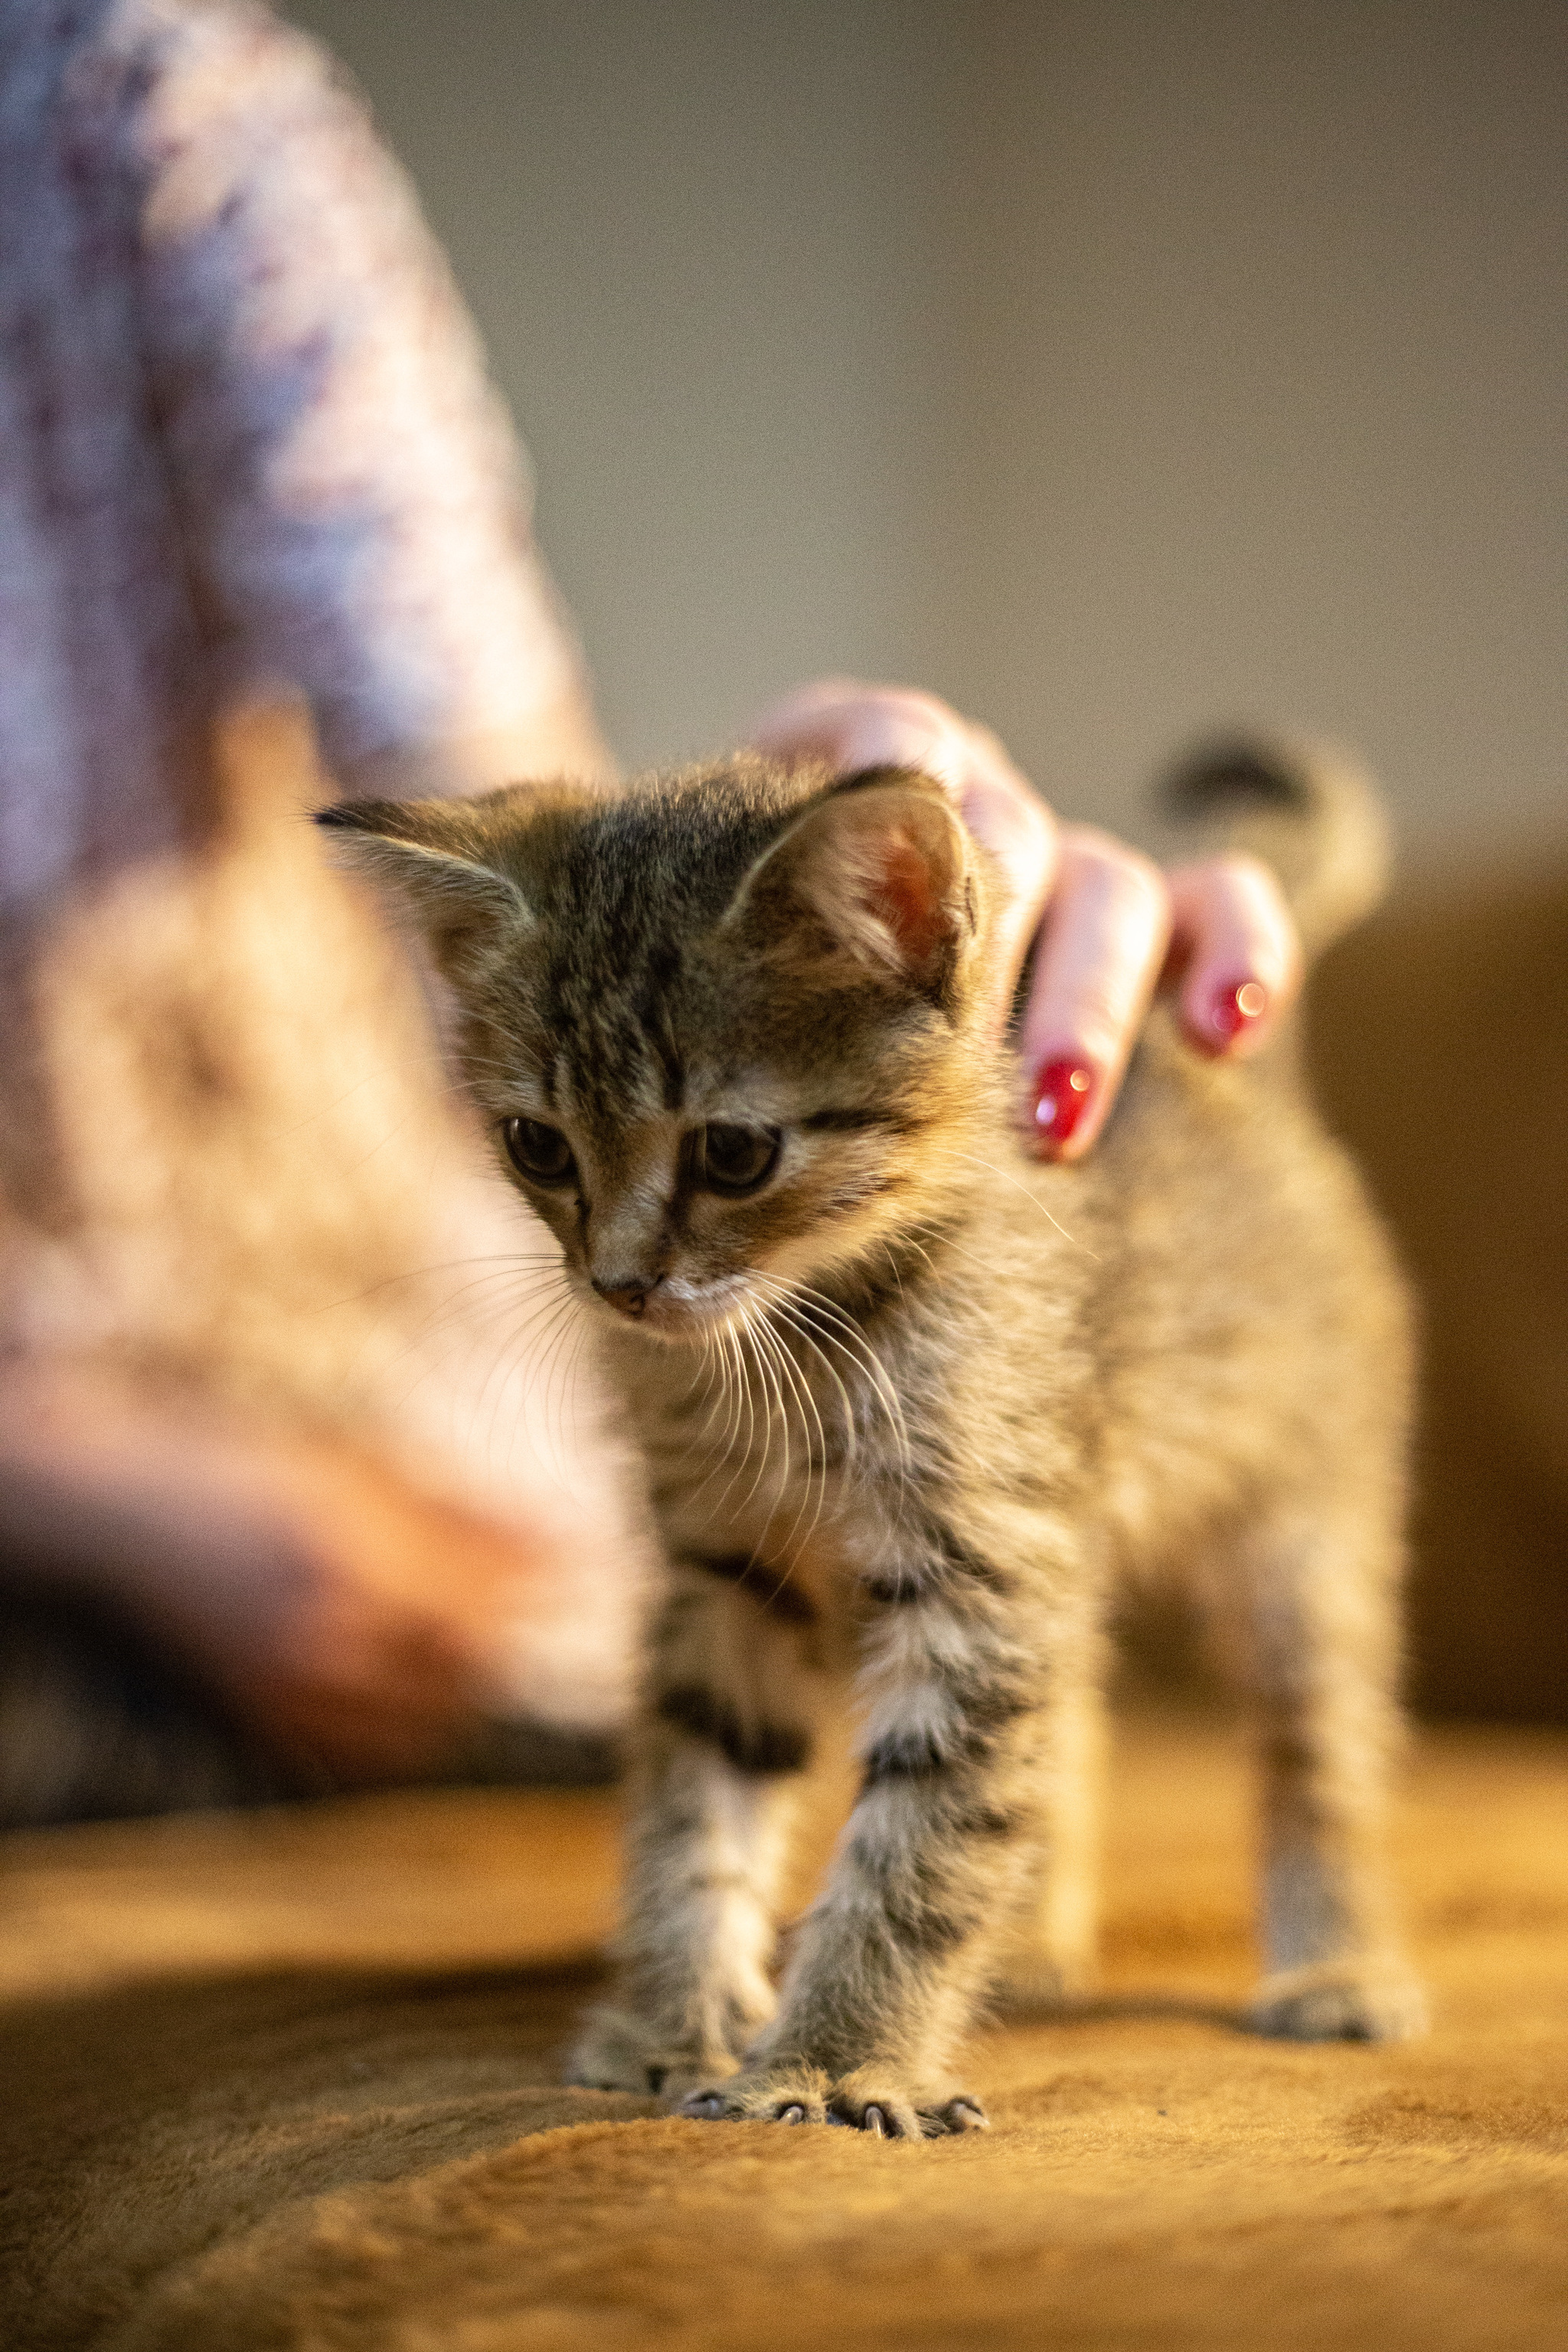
<box><xmin>0</xmin><ymin>0</ymin><xmax>637</xmax><ymax>1742</ymax></box>
<box><xmin>0</xmin><ymin>0</ymin><xmax>606</xmax><ymax>911</ymax></box>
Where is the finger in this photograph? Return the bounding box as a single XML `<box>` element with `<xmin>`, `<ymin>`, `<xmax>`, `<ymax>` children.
<box><xmin>960</xmin><ymin>756</ymin><xmax>1058</xmax><ymax>1030</ymax></box>
<box><xmin>1019</xmin><ymin>828</ymin><xmax>1171</xmax><ymax>1161</ymax></box>
<box><xmin>746</xmin><ymin>678</ymin><xmax>976</xmax><ymax>791</ymax></box>
<box><xmin>1165</xmin><ymin>854</ymin><xmax>1303</xmax><ymax>1058</ymax></box>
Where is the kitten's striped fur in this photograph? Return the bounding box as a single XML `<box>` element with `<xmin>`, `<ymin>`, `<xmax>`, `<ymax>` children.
<box><xmin>322</xmin><ymin>740</ymin><xmax>1425</xmax><ymax>2138</ymax></box>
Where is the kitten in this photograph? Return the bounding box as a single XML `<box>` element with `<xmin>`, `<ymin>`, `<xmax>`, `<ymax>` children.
<box><xmin>321</xmin><ymin>738</ymin><xmax>1426</xmax><ymax>2139</ymax></box>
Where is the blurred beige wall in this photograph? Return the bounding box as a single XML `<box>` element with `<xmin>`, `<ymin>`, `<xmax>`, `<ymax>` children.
<box><xmin>286</xmin><ymin>0</ymin><xmax>1565</xmax><ymax>867</ymax></box>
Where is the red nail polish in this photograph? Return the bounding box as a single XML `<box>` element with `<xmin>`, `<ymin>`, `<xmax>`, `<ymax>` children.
<box><xmin>1210</xmin><ymin>978</ymin><xmax>1269</xmax><ymax>1043</ymax></box>
<box><xmin>1033</xmin><ymin>1059</ymin><xmax>1095</xmax><ymax>1147</ymax></box>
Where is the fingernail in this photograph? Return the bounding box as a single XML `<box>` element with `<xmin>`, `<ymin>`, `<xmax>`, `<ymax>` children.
<box><xmin>1033</xmin><ymin>1059</ymin><xmax>1095</xmax><ymax>1148</ymax></box>
<box><xmin>1209</xmin><ymin>978</ymin><xmax>1269</xmax><ymax>1044</ymax></box>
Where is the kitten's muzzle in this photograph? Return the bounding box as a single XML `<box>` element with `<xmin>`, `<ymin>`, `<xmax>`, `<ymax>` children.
<box><xmin>592</xmin><ymin>1274</ymin><xmax>665</xmax><ymax>1321</ymax></box>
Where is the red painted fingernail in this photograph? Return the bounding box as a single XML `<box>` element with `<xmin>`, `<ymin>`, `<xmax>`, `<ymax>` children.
<box><xmin>1033</xmin><ymin>1059</ymin><xmax>1096</xmax><ymax>1147</ymax></box>
<box><xmin>1209</xmin><ymin>978</ymin><xmax>1269</xmax><ymax>1044</ymax></box>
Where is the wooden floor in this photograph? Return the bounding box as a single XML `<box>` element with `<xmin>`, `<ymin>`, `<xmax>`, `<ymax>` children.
<box><xmin>3</xmin><ymin>1712</ymin><xmax>1566</xmax><ymax>2350</ymax></box>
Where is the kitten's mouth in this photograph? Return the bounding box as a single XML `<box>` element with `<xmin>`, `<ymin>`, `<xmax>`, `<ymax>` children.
<box><xmin>586</xmin><ymin>1272</ymin><xmax>754</xmax><ymax>1346</ymax></box>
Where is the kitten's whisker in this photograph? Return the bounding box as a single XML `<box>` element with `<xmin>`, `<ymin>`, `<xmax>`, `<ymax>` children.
<box><xmin>750</xmin><ymin>1274</ymin><xmax>891</xmax><ymax>1481</ymax></box>
<box><xmin>419</xmin><ymin>1284</ymin><xmax>576</xmax><ymax>1482</ymax></box>
<box><xmin>692</xmin><ymin>1327</ymin><xmax>736</xmax><ymax>1458</ymax></box>
<box><xmin>736</xmin><ymin>1308</ymin><xmax>764</xmax><ymax>1494</ymax></box>
<box><xmin>686</xmin><ymin>1326</ymin><xmax>722</xmax><ymax>1438</ymax></box>
<box><xmin>750</xmin><ymin>1266</ymin><xmax>914</xmax><ymax>1521</ymax></box>
<box><xmin>947</xmin><ymin>1148</ymin><xmax>1099</xmax><ymax>1259</ymax></box>
<box><xmin>316</xmin><ymin>1250</ymin><xmax>561</xmax><ymax>1318</ymax></box>
<box><xmin>678</xmin><ymin>1328</ymin><xmax>726</xmax><ymax>1467</ymax></box>
<box><xmin>773</xmin><ymin>1277</ymin><xmax>913</xmax><ymax>1482</ymax></box>
<box><xmin>546</xmin><ymin>1327</ymin><xmax>587</xmax><ymax>1478</ymax></box>
<box><xmin>894</xmin><ymin>1233</ymin><xmax>936</xmax><ymax>1280</ymax></box>
<box><xmin>776</xmin><ymin>1305</ymin><xmax>856</xmax><ymax>1481</ymax></box>
<box><xmin>750</xmin><ymin>1301</ymin><xmax>831</xmax><ymax>1555</ymax></box>
<box><xmin>375</xmin><ymin>1255</ymin><xmax>569</xmax><ymax>1337</ymax></box>
<box><xmin>722</xmin><ymin>1318</ymin><xmax>752</xmax><ymax>1472</ymax></box>
<box><xmin>373</xmin><ymin>1271</ymin><xmax>577</xmax><ymax>1406</ymax></box>
<box><xmin>694</xmin><ymin>1313</ymin><xmax>759</xmax><ymax>1518</ymax></box>
<box><xmin>329</xmin><ymin>1104</ymin><xmax>427</xmax><ymax>1183</ymax></box>
<box><xmin>255</xmin><ymin>1066</ymin><xmax>386</xmax><ymax>1148</ymax></box>
<box><xmin>697</xmin><ymin>1316</ymin><xmax>762</xmax><ymax>1515</ymax></box>
<box><xmin>531</xmin><ymin>1292</ymin><xmax>579</xmax><ymax>1469</ymax></box>
<box><xmin>746</xmin><ymin>1305</ymin><xmax>794</xmax><ymax>1527</ymax></box>
<box><xmin>899</xmin><ymin>1217</ymin><xmax>1004</xmax><ymax>1290</ymax></box>
<box><xmin>782</xmin><ymin>1322</ymin><xmax>835</xmax><ymax>1555</ymax></box>
<box><xmin>707</xmin><ymin>1318</ymin><xmax>762</xmax><ymax>1516</ymax></box>
<box><xmin>727</xmin><ymin>1308</ymin><xmax>780</xmax><ymax>1519</ymax></box>
<box><xmin>754</xmin><ymin>1283</ymin><xmax>857</xmax><ymax>1483</ymax></box>
<box><xmin>681</xmin><ymin>1335</ymin><xmax>739</xmax><ymax>1509</ymax></box>
<box><xmin>475</xmin><ymin>1288</ymin><xmax>582</xmax><ymax>1475</ymax></box>
<box><xmin>738</xmin><ymin>1309</ymin><xmax>785</xmax><ymax>1512</ymax></box>
<box><xmin>556</xmin><ymin>1317</ymin><xmax>593</xmax><ymax>1467</ymax></box>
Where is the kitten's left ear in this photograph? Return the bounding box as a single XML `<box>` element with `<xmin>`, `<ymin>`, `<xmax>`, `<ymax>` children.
<box><xmin>724</xmin><ymin>767</ymin><xmax>980</xmax><ymax>1002</ymax></box>
<box><xmin>315</xmin><ymin>799</ymin><xmax>531</xmax><ymax>969</ymax></box>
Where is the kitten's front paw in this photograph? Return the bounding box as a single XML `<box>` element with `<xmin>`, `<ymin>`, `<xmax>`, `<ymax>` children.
<box><xmin>1250</xmin><ymin>1959</ymin><xmax>1429</xmax><ymax>2043</ymax></box>
<box><xmin>679</xmin><ymin>2064</ymin><xmax>989</xmax><ymax>2139</ymax></box>
<box><xmin>567</xmin><ymin>2005</ymin><xmax>740</xmax><ymax>2097</ymax></box>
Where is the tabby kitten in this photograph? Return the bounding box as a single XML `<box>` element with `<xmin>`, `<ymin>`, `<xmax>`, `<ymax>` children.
<box><xmin>320</xmin><ymin>740</ymin><xmax>1426</xmax><ymax>2138</ymax></box>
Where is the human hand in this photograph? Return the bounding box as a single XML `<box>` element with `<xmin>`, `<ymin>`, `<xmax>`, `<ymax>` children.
<box><xmin>745</xmin><ymin>681</ymin><xmax>1302</xmax><ymax>1159</ymax></box>
<box><xmin>0</xmin><ymin>1367</ymin><xmax>554</xmax><ymax>1783</ymax></box>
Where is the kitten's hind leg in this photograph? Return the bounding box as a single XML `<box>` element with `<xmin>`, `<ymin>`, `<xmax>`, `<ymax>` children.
<box><xmin>570</xmin><ymin>1570</ymin><xmax>818</xmax><ymax>2098</ymax></box>
<box><xmin>989</xmin><ymin>1667</ymin><xmax>1107</xmax><ymax>2011</ymax></box>
<box><xmin>1237</xmin><ymin>1504</ymin><xmax>1427</xmax><ymax>2043</ymax></box>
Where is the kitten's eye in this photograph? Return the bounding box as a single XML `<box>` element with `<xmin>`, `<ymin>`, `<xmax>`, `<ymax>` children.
<box><xmin>692</xmin><ymin>1123</ymin><xmax>781</xmax><ymax>1196</ymax></box>
<box><xmin>502</xmin><ymin>1118</ymin><xmax>577</xmax><ymax>1187</ymax></box>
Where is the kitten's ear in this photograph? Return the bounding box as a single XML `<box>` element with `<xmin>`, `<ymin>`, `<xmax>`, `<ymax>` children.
<box><xmin>724</xmin><ymin>768</ymin><xmax>978</xmax><ymax>999</ymax></box>
<box><xmin>315</xmin><ymin>799</ymin><xmax>531</xmax><ymax>967</ymax></box>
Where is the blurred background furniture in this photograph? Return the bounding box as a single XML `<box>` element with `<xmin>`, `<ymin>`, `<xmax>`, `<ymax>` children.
<box><xmin>1314</xmin><ymin>867</ymin><xmax>1568</xmax><ymax>1720</ymax></box>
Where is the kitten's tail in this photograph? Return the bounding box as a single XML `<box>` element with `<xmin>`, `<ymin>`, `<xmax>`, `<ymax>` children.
<box><xmin>1156</xmin><ymin>737</ymin><xmax>1391</xmax><ymax>963</ymax></box>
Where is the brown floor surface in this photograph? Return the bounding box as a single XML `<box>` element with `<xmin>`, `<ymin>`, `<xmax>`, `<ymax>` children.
<box><xmin>2</xmin><ymin>1713</ymin><xmax>1566</xmax><ymax>2350</ymax></box>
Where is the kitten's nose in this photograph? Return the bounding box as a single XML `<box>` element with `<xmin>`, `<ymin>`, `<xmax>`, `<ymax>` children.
<box><xmin>592</xmin><ymin>1274</ymin><xmax>664</xmax><ymax>1320</ymax></box>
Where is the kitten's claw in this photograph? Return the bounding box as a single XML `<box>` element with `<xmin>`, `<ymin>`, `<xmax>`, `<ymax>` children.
<box><xmin>923</xmin><ymin>2095</ymin><xmax>990</xmax><ymax>2134</ymax></box>
<box><xmin>678</xmin><ymin>2079</ymin><xmax>829</xmax><ymax>2126</ymax></box>
<box><xmin>823</xmin><ymin>2090</ymin><xmax>918</xmax><ymax>2137</ymax></box>
<box><xmin>676</xmin><ymin>2063</ymin><xmax>985</xmax><ymax>2137</ymax></box>
<box><xmin>823</xmin><ymin>2076</ymin><xmax>988</xmax><ymax>2137</ymax></box>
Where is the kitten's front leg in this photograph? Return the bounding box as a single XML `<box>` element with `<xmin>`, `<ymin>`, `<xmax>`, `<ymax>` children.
<box><xmin>682</xmin><ymin>1519</ymin><xmax>1050</xmax><ymax>2136</ymax></box>
<box><xmin>570</xmin><ymin>1566</ymin><xmax>818</xmax><ymax>2098</ymax></box>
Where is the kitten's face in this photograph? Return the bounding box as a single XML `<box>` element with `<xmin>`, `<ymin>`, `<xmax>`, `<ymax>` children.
<box><xmin>479</xmin><ymin>981</ymin><xmax>971</xmax><ymax>1345</ymax></box>
<box><xmin>321</xmin><ymin>761</ymin><xmax>1002</xmax><ymax>1346</ymax></box>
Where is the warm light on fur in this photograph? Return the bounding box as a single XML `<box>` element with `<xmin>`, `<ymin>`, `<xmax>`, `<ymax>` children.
<box><xmin>328</xmin><ymin>739</ymin><xmax>1426</xmax><ymax>2138</ymax></box>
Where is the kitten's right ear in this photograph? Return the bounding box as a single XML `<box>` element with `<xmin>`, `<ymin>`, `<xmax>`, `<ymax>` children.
<box><xmin>315</xmin><ymin>800</ymin><xmax>531</xmax><ymax>968</ymax></box>
<box><xmin>720</xmin><ymin>768</ymin><xmax>979</xmax><ymax>1007</ymax></box>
